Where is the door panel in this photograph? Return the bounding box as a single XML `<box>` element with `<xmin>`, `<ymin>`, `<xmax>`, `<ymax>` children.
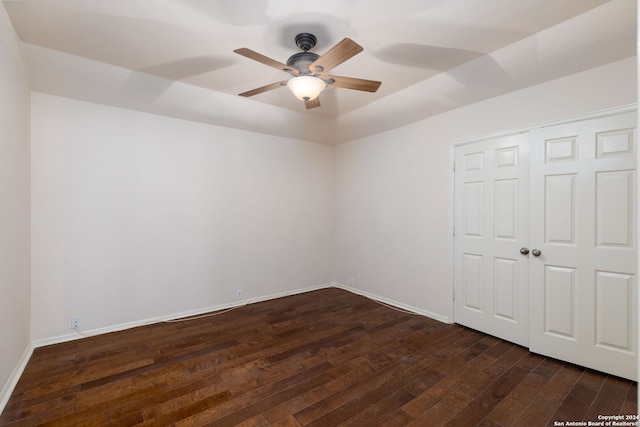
<box><xmin>462</xmin><ymin>253</ymin><xmax>483</xmax><ymax>311</ymax></box>
<box><xmin>595</xmin><ymin>271</ymin><xmax>634</xmax><ymax>351</ymax></box>
<box><xmin>463</xmin><ymin>181</ymin><xmax>484</xmax><ymax>238</ymax></box>
<box><xmin>544</xmin><ymin>174</ymin><xmax>577</xmax><ymax>244</ymax></box>
<box><xmin>494</xmin><ymin>257</ymin><xmax>517</xmax><ymax>320</ymax></box>
<box><xmin>543</xmin><ymin>265</ymin><xmax>576</xmax><ymax>339</ymax></box>
<box><xmin>596</xmin><ymin>170</ymin><xmax>633</xmax><ymax>247</ymax></box>
<box><xmin>495</xmin><ymin>179</ymin><xmax>518</xmax><ymax>240</ymax></box>
<box><xmin>529</xmin><ymin>111</ymin><xmax>637</xmax><ymax>380</ymax></box>
<box><xmin>454</xmin><ymin>134</ymin><xmax>529</xmax><ymax>346</ymax></box>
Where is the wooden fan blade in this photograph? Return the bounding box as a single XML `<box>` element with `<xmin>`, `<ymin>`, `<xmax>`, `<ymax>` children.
<box><xmin>309</xmin><ymin>38</ymin><xmax>363</xmax><ymax>74</ymax></box>
<box><xmin>238</xmin><ymin>80</ymin><xmax>288</xmax><ymax>97</ymax></box>
<box><xmin>305</xmin><ymin>97</ymin><xmax>321</xmax><ymax>109</ymax></box>
<box><xmin>234</xmin><ymin>48</ymin><xmax>298</xmax><ymax>75</ymax></box>
<box><xmin>325</xmin><ymin>75</ymin><xmax>381</xmax><ymax>92</ymax></box>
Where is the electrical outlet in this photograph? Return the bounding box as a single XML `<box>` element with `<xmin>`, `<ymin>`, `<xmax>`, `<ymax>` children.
<box><xmin>71</xmin><ymin>316</ymin><xmax>81</xmax><ymax>330</ymax></box>
<box><xmin>236</xmin><ymin>289</ymin><xmax>243</xmax><ymax>300</ymax></box>
<box><xmin>348</xmin><ymin>277</ymin><xmax>354</xmax><ymax>286</ymax></box>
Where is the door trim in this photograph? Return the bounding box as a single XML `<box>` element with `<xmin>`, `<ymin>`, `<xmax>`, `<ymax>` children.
<box><xmin>451</xmin><ymin>104</ymin><xmax>636</xmax><ymax>148</ymax></box>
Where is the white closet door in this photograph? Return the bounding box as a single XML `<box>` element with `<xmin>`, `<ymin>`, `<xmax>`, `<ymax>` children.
<box><xmin>529</xmin><ymin>111</ymin><xmax>637</xmax><ymax>381</ymax></box>
<box><xmin>454</xmin><ymin>133</ymin><xmax>530</xmax><ymax>347</ymax></box>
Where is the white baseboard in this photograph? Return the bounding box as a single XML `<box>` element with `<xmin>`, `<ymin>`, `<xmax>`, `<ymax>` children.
<box><xmin>0</xmin><ymin>342</ymin><xmax>35</xmax><ymax>415</ymax></box>
<box><xmin>332</xmin><ymin>282</ymin><xmax>452</xmax><ymax>324</ymax></box>
<box><xmin>27</xmin><ymin>283</ymin><xmax>450</xmax><ymax>350</ymax></box>
<box><xmin>31</xmin><ymin>282</ymin><xmax>333</xmax><ymax>349</ymax></box>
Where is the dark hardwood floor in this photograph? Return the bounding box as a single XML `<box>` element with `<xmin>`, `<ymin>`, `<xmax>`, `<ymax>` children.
<box><xmin>1</xmin><ymin>288</ymin><xmax>636</xmax><ymax>426</ymax></box>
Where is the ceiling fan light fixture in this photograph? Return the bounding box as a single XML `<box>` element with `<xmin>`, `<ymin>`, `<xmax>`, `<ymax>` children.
<box><xmin>287</xmin><ymin>76</ymin><xmax>326</xmax><ymax>101</ymax></box>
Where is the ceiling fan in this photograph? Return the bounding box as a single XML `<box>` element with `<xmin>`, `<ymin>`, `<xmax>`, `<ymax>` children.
<box><xmin>234</xmin><ymin>33</ymin><xmax>381</xmax><ymax>109</ymax></box>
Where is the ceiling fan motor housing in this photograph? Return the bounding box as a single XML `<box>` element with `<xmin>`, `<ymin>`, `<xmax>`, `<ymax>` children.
<box><xmin>287</xmin><ymin>33</ymin><xmax>320</xmax><ymax>74</ymax></box>
<box><xmin>286</xmin><ymin>51</ymin><xmax>320</xmax><ymax>74</ymax></box>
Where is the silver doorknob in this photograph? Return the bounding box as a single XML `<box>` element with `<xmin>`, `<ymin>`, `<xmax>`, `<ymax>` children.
<box><xmin>531</xmin><ymin>248</ymin><xmax>542</xmax><ymax>257</ymax></box>
<box><xmin>520</xmin><ymin>247</ymin><xmax>530</xmax><ymax>255</ymax></box>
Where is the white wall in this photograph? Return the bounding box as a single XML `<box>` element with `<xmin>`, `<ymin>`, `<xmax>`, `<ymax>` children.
<box><xmin>0</xmin><ymin>4</ymin><xmax>31</xmax><ymax>402</ymax></box>
<box><xmin>29</xmin><ymin>56</ymin><xmax>638</xmax><ymax>341</ymax></box>
<box><xmin>31</xmin><ymin>93</ymin><xmax>333</xmax><ymax>340</ymax></box>
<box><xmin>334</xmin><ymin>57</ymin><xmax>637</xmax><ymax>321</ymax></box>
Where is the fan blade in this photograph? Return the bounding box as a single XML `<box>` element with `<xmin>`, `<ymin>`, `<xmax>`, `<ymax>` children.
<box><xmin>234</xmin><ymin>48</ymin><xmax>298</xmax><ymax>75</ymax></box>
<box><xmin>309</xmin><ymin>38</ymin><xmax>363</xmax><ymax>74</ymax></box>
<box><xmin>238</xmin><ymin>80</ymin><xmax>288</xmax><ymax>97</ymax></box>
<box><xmin>305</xmin><ymin>98</ymin><xmax>321</xmax><ymax>109</ymax></box>
<box><xmin>325</xmin><ymin>75</ymin><xmax>381</xmax><ymax>92</ymax></box>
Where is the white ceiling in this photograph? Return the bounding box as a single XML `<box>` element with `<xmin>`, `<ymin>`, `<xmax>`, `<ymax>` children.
<box><xmin>3</xmin><ymin>0</ymin><xmax>637</xmax><ymax>144</ymax></box>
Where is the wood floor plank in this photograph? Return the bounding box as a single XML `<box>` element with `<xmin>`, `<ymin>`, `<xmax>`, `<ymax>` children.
<box><xmin>1</xmin><ymin>288</ymin><xmax>636</xmax><ymax>427</ymax></box>
<box><xmin>174</xmin><ymin>362</ymin><xmax>335</xmax><ymax>425</ymax></box>
<box><xmin>621</xmin><ymin>383</ymin><xmax>638</xmax><ymax>415</ymax></box>
<box><xmin>511</xmin><ymin>364</ymin><xmax>584</xmax><ymax>426</ymax></box>
<box><xmin>408</xmin><ymin>345</ymin><xmax>530</xmax><ymax>426</ymax></box>
<box><xmin>481</xmin><ymin>358</ymin><xmax>561</xmax><ymax>426</ymax></box>
<box><xmin>550</xmin><ymin>370</ymin><xmax>607</xmax><ymax>422</ymax></box>
<box><xmin>584</xmin><ymin>376</ymin><xmax>633</xmax><ymax>421</ymax></box>
<box><xmin>399</xmin><ymin>339</ymin><xmax>505</xmax><ymax>419</ymax></box>
<box><xmin>441</xmin><ymin>351</ymin><xmax>543</xmax><ymax>427</ymax></box>
<box><xmin>270</xmin><ymin>415</ymin><xmax>302</xmax><ymax>427</ymax></box>
<box><xmin>293</xmin><ymin>355</ymin><xmax>415</xmax><ymax>425</ymax></box>
<box><xmin>340</xmin><ymin>389</ymin><xmax>416</xmax><ymax>427</ymax></box>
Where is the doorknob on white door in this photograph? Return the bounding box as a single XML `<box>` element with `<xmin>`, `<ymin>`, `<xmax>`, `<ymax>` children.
<box><xmin>531</xmin><ymin>248</ymin><xmax>542</xmax><ymax>257</ymax></box>
<box><xmin>520</xmin><ymin>247</ymin><xmax>530</xmax><ymax>255</ymax></box>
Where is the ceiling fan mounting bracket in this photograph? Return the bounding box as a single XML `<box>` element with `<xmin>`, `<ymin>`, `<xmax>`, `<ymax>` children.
<box><xmin>294</xmin><ymin>33</ymin><xmax>317</xmax><ymax>51</ymax></box>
